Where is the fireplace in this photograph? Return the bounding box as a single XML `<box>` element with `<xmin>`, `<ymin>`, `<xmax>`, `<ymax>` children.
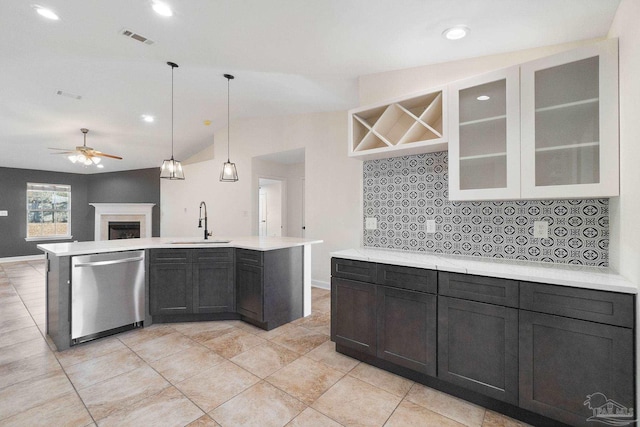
<box><xmin>90</xmin><ymin>203</ymin><xmax>155</xmax><ymax>241</ymax></box>
<box><xmin>108</xmin><ymin>221</ymin><xmax>141</xmax><ymax>240</ymax></box>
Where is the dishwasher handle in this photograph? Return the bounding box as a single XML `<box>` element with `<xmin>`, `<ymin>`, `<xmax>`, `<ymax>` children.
<box><xmin>74</xmin><ymin>256</ymin><xmax>144</xmax><ymax>268</ymax></box>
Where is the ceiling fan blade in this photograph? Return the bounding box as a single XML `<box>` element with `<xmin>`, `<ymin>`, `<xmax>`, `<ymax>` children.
<box><xmin>50</xmin><ymin>151</ymin><xmax>76</xmax><ymax>155</ymax></box>
<box><xmin>48</xmin><ymin>147</ymin><xmax>75</xmax><ymax>151</ymax></box>
<box><xmin>93</xmin><ymin>152</ymin><xmax>123</xmax><ymax>160</ymax></box>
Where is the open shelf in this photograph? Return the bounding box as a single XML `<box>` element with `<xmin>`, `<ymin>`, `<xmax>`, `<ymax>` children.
<box><xmin>349</xmin><ymin>88</ymin><xmax>447</xmax><ymax>159</ymax></box>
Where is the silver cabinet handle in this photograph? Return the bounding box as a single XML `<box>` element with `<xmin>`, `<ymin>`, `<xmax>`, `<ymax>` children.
<box><xmin>74</xmin><ymin>257</ymin><xmax>144</xmax><ymax>268</ymax></box>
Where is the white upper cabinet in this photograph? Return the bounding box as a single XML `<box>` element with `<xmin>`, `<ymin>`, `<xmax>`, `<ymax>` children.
<box><xmin>448</xmin><ymin>39</ymin><xmax>618</xmax><ymax>201</ymax></box>
<box><xmin>348</xmin><ymin>87</ymin><xmax>448</xmax><ymax>160</ymax></box>
<box><xmin>448</xmin><ymin>67</ymin><xmax>521</xmax><ymax>201</ymax></box>
<box><xmin>520</xmin><ymin>39</ymin><xmax>619</xmax><ymax>199</ymax></box>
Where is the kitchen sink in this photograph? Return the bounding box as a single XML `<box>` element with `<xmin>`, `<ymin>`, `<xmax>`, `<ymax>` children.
<box><xmin>169</xmin><ymin>240</ymin><xmax>231</xmax><ymax>244</ymax></box>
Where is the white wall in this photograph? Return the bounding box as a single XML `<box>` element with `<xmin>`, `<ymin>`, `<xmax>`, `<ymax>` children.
<box><xmin>161</xmin><ymin>111</ymin><xmax>362</xmax><ymax>286</ymax></box>
<box><xmin>607</xmin><ymin>0</ymin><xmax>640</xmax><ymax>413</ymax></box>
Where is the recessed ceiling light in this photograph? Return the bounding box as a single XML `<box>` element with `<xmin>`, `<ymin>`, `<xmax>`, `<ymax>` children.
<box><xmin>33</xmin><ymin>5</ymin><xmax>59</xmax><ymax>20</ymax></box>
<box><xmin>477</xmin><ymin>95</ymin><xmax>490</xmax><ymax>101</ymax></box>
<box><xmin>141</xmin><ymin>114</ymin><xmax>155</xmax><ymax>123</ymax></box>
<box><xmin>152</xmin><ymin>1</ymin><xmax>173</xmax><ymax>17</ymax></box>
<box><xmin>203</xmin><ymin>120</ymin><xmax>212</xmax><ymax>126</ymax></box>
<box><xmin>442</xmin><ymin>25</ymin><xmax>469</xmax><ymax>40</ymax></box>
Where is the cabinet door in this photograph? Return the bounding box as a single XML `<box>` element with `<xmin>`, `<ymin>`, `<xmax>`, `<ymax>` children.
<box><xmin>149</xmin><ymin>263</ymin><xmax>193</xmax><ymax>315</ymax></box>
<box><xmin>438</xmin><ymin>297</ymin><xmax>518</xmax><ymax>404</ymax></box>
<box><xmin>236</xmin><ymin>263</ymin><xmax>263</xmax><ymax>321</ymax></box>
<box><xmin>377</xmin><ymin>286</ymin><xmax>436</xmax><ymax>375</ymax></box>
<box><xmin>449</xmin><ymin>66</ymin><xmax>521</xmax><ymax>200</ymax></box>
<box><xmin>521</xmin><ymin>38</ymin><xmax>619</xmax><ymax>198</ymax></box>
<box><xmin>193</xmin><ymin>262</ymin><xmax>234</xmax><ymax>313</ymax></box>
<box><xmin>519</xmin><ymin>311</ymin><xmax>633</xmax><ymax>426</ymax></box>
<box><xmin>331</xmin><ymin>277</ymin><xmax>377</xmax><ymax>355</ymax></box>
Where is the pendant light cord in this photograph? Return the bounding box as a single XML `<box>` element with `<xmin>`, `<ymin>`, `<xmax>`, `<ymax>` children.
<box><xmin>171</xmin><ymin>64</ymin><xmax>175</xmax><ymax>159</ymax></box>
<box><xmin>227</xmin><ymin>76</ymin><xmax>230</xmax><ymax>162</ymax></box>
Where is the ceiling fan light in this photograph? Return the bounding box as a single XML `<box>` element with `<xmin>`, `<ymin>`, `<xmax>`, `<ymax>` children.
<box><xmin>68</xmin><ymin>155</ymin><xmax>77</xmax><ymax>163</ymax></box>
<box><xmin>220</xmin><ymin>161</ymin><xmax>239</xmax><ymax>182</ymax></box>
<box><xmin>77</xmin><ymin>154</ymin><xmax>86</xmax><ymax>163</ymax></box>
<box><xmin>92</xmin><ymin>157</ymin><xmax>101</xmax><ymax>164</ymax></box>
<box><xmin>84</xmin><ymin>158</ymin><xmax>93</xmax><ymax>166</ymax></box>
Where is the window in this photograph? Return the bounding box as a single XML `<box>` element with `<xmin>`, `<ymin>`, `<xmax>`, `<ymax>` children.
<box><xmin>26</xmin><ymin>183</ymin><xmax>71</xmax><ymax>240</ymax></box>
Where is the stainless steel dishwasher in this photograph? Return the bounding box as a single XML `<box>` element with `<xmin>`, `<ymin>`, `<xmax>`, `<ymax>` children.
<box><xmin>71</xmin><ymin>250</ymin><xmax>145</xmax><ymax>344</ymax></box>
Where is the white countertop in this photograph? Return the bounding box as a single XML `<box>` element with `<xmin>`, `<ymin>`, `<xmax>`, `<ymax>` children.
<box><xmin>38</xmin><ymin>236</ymin><xmax>323</xmax><ymax>257</ymax></box>
<box><xmin>331</xmin><ymin>248</ymin><xmax>638</xmax><ymax>294</ymax></box>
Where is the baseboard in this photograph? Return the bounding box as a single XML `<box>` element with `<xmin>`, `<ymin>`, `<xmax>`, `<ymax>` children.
<box><xmin>311</xmin><ymin>280</ymin><xmax>330</xmax><ymax>290</ymax></box>
<box><xmin>0</xmin><ymin>254</ymin><xmax>45</xmax><ymax>264</ymax></box>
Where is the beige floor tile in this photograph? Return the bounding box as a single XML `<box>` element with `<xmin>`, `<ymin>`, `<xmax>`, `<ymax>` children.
<box><xmin>0</xmin><ymin>302</ymin><xmax>29</xmax><ymax>319</ymax></box>
<box><xmin>117</xmin><ymin>323</ymin><xmax>176</xmax><ymax>347</ymax></box>
<box><xmin>97</xmin><ymin>386</ymin><xmax>203</xmax><ymax>427</ymax></box>
<box><xmin>201</xmin><ymin>328</ymin><xmax>267</xmax><ymax>359</ymax></box>
<box><xmin>294</xmin><ymin>312</ymin><xmax>331</xmax><ymax>336</ymax></box>
<box><xmin>286</xmin><ymin>407</ymin><xmax>342</xmax><ymax>427</ymax></box>
<box><xmin>311</xmin><ymin>287</ymin><xmax>330</xmax><ymax>299</ymax></box>
<box><xmin>482</xmin><ymin>410</ymin><xmax>533</xmax><ymax>427</ymax></box>
<box><xmin>187</xmin><ymin>414</ymin><xmax>221</xmax><ymax>427</ymax></box>
<box><xmin>385</xmin><ymin>400</ymin><xmax>466</xmax><ymax>427</ymax></box>
<box><xmin>231</xmin><ymin>341</ymin><xmax>300</xmax><ymax>378</ymax></box>
<box><xmin>211</xmin><ymin>381</ymin><xmax>306</xmax><ymax>427</ymax></box>
<box><xmin>130</xmin><ymin>331</ymin><xmax>198</xmax><ymax>362</ymax></box>
<box><xmin>312</xmin><ymin>376</ymin><xmax>401</xmax><ymax>427</ymax></box>
<box><xmin>172</xmin><ymin>321</ymin><xmax>236</xmax><ymax>342</ymax></box>
<box><xmin>0</xmin><ymin>336</ymin><xmax>50</xmax><ymax>366</ymax></box>
<box><xmin>56</xmin><ymin>336</ymin><xmax>127</xmax><ymax>368</ymax></box>
<box><xmin>0</xmin><ymin>315</ymin><xmax>35</xmax><ymax>334</ymax></box>
<box><xmin>0</xmin><ymin>351</ymin><xmax>62</xmax><ymax>390</ymax></box>
<box><xmin>270</xmin><ymin>326</ymin><xmax>329</xmax><ymax>355</ymax></box>
<box><xmin>0</xmin><ymin>371</ymin><xmax>75</xmax><ymax>421</ymax></box>
<box><xmin>349</xmin><ymin>363</ymin><xmax>413</xmax><ymax>398</ymax></box>
<box><xmin>267</xmin><ymin>357</ymin><xmax>344</xmax><ymax>405</ymax></box>
<box><xmin>306</xmin><ymin>341</ymin><xmax>360</xmax><ymax>373</ymax></box>
<box><xmin>406</xmin><ymin>383</ymin><xmax>486</xmax><ymax>427</ymax></box>
<box><xmin>253</xmin><ymin>322</ymin><xmax>299</xmax><ymax>340</ymax></box>
<box><xmin>0</xmin><ymin>391</ymin><xmax>93</xmax><ymax>427</ymax></box>
<box><xmin>311</xmin><ymin>295</ymin><xmax>331</xmax><ymax>313</ymax></box>
<box><xmin>0</xmin><ymin>324</ymin><xmax>42</xmax><ymax>349</ymax></box>
<box><xmin>65</xmin><ymin>347</ymin><xmax>145</xmax><ymax>390</ymax></box>
<box><xmin>150</xmin><ymin>345</ymin><xmax>225</xmax><ymax>383</ymax></box>
<box><xmin>176</xmin><ymin>360</ymin><xmax>260</xmax><ymax>412</ymax></box>
<box><xmin>78</xmin><ymin>364</ymin><xmax>170</xmax><ymax>421</ymax></box>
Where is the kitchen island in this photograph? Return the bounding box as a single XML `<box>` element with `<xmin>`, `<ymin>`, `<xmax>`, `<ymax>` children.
<box><xmin>38</xmin><ymin>236</ymin><xmax>322</xmax><ymax>351</ymax></box>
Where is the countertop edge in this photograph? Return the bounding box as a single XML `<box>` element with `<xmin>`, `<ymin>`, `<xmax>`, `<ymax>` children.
<box><xmin>331</xmin><ymin>248</ymin><xmax>638</xmax><ymax>295</ymax></box>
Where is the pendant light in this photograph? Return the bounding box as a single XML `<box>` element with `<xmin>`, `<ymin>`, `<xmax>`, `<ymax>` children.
<box><xmin>220</xmin><ymin>73</ymin><xmax>239</xmax><ymax>182</ymax></box>
<box><xmin>160</xmin><ymin>61</ymin><xmax>185</xmax><ymax>180</ymax></box>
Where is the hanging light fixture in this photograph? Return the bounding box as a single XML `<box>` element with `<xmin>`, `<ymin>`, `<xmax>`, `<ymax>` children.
<box><xmin>220</xmin><ymin>73</ymin><xmax>238</xmax><ymax>182</ymax></box>
<box><xmin>160</xmin><ymin>61</ymin><xmax>185</xmax><ymax>180</ymax></box>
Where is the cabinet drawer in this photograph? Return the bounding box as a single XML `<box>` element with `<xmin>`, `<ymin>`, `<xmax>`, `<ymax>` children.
<box><xmin>194</xmin><ymin>248</ymin><xmax>233</xmax><ymax>263</ymax></box>
<box><xmin>149</xmin><ymin>249</ymin><xmax>190</xmax><ymax>264</ymax></box>
<box><xmin>331</xmin><ymin>258</ymin><xmax>377</xmax><ymax>283</ymax></box>
<box><xmin>439</xmin><ymin>272</ymin><xmax>519</xmax><ymax>308</ymax></box>
<box><xmin>376</xmin><ymin>264</ymin><xmax>436</xmax><ymax>294</ymax></box>
<box><xmin>236</xmin><ymin>249</ymin><xmax>263</xmax><ymax>266</ymax></box>
<box><xmin>520</xmin><ymin>282</ymin><xmax>634</xmax><ymax>328</ymax></box>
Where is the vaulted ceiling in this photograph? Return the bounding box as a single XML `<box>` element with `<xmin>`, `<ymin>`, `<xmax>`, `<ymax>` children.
<box><xmin>0</xmin><ymin>0</ymin><xmax>620</xmax><ymax>173</ymax></box>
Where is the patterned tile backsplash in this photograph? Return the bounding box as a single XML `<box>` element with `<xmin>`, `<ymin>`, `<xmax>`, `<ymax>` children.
<box><xmin>363</xmin><ymin>151</ymin><xmax>609</xmax><ymax>266</ymax></box>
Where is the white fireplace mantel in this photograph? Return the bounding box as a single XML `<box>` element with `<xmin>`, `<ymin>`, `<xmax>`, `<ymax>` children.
<box><xmin>90</xmin><ymin>203</ymin><xmax>155</xmax><ymax>241</ymax></box>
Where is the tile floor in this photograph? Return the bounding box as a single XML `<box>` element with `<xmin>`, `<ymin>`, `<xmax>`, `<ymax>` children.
<box><xmin>0</xmin><ymin>260</ymin><xmax>532</xmax><ymax>427</ymax></box>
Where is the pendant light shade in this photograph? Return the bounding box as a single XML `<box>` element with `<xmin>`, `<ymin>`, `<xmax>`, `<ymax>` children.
<box><xmin>160</xmin><ymin>61</ymin><xmax>185</xmax><ymax>180</ymax></box>
<box><xmin>220</xmin><ymin>73</ymin><xmax>238</xmax><ymax>182</ymax></box>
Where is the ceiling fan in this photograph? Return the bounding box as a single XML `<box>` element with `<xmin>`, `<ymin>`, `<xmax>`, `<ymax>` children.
<box><xmin>49</xmin><ymin>128</ymin><xmax>123</xmax><ymax>165</ymax></box>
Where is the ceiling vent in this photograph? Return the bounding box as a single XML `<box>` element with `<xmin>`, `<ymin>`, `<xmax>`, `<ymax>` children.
<box><xmin>120</xmin><ymin>28</ymin><xmax>155</xmax><ymax>45</ymax></box>
<box><xmin>56</xmin><ymin>90</ymin><xmax>82</xmax><ymax>100</ymax></box>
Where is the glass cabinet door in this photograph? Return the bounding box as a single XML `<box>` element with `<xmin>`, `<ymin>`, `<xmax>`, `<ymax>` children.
<box><xmin>449</xmin><ymin>67</ymin><xmax>520</xmax><ymax>200</ymax></box>
<box><xmin>520</xmin><ymin>39</ymin><xmax>619</xmax><ymax>198</ymax></box>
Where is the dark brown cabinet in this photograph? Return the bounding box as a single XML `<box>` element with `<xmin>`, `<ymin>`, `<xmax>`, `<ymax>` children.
<box><xmin>377</xmin><ymin>285</ymin><xmax>436</xmax><ymax>375</ymax></box>
<box><xmin>149</xmin><ymin>248</ymin><xmax>234</xmax><ymax>316</ymax></box>
<box><xmin>235</xmin><ymin>247</ymin><xmax>303</xmax><ymax>330</ymax></box>
<box><xmin>331</xmin><ymin>277</ymin><xmax>377</xmax><ymax>355</ymax></box>
<box><xmin>438</xmin><ymin>296</ymin><xmax>518</xmax><ymax>404</ymax></box>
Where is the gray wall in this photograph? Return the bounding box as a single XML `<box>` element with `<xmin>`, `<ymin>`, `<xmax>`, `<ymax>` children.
<box><xmin>0</xmin><ymin>167</ymin><xmax>160</xmax><ymax>258</ymax></box>
<box><xmin>363</xmin><ymin>152</ymin><xmax>609</xmax><ymax>266</ymax></box>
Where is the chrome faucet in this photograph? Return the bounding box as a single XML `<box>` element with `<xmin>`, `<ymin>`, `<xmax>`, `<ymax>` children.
<box><xmin>198</xmin><ymin>201</ymin><xmax>212</xmax><ymax>240</ymax></box>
